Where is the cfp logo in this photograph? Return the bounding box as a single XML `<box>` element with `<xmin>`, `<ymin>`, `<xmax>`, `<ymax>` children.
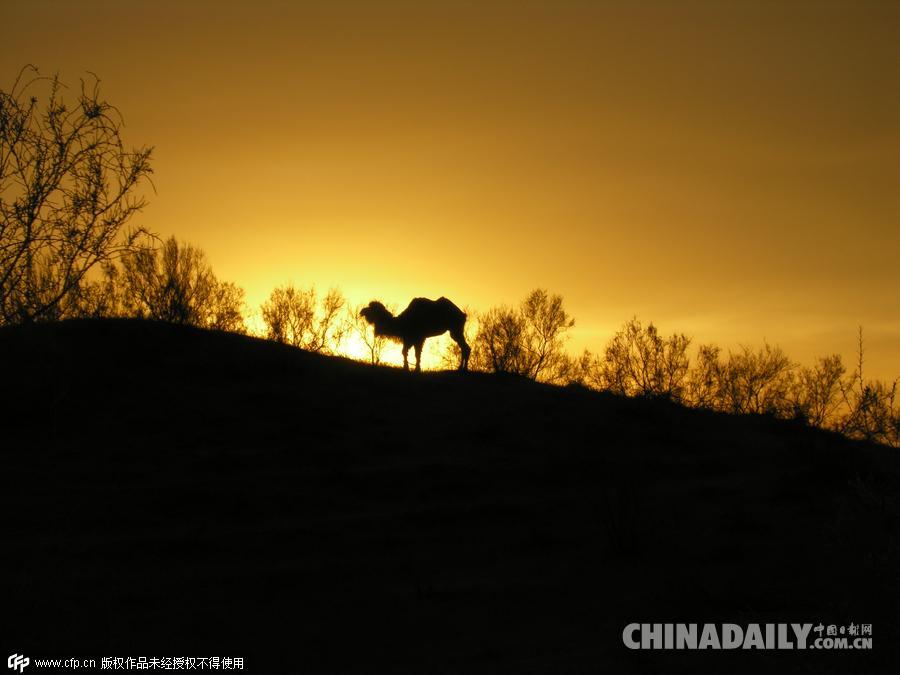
<box><xmin>7</xmin><ymin>655</ymin><xmax>29</xmax><ymax>673</ymax></box>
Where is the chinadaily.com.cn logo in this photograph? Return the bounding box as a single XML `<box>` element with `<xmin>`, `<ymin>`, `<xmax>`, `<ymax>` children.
<box><xmin>623</xmin><ymin>623</ymin><xmax>873</xmax><ymax>650</ymax></box>
<box><xmin>7</xmin><ymin>654</ymin><xmax>29</xmax><ymax>673</ymax></box>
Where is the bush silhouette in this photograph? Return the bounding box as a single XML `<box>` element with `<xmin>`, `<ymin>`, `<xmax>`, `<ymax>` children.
<box><xmin>472</xmin><ymin>289</ymin><xmax>574</xmax><ymax>383</ymax></box>
<box><xmin>261</xmin><ymin>285</ymin><xmax>346</xmax><ymax>353</ymax></box>
<box><xmin>346</xmin><ymin>302</ymin><xmax>391</xmax><ymax>366</ymax></box>
<box><xmin>0</xmin><ymin>66</ymin><xmax>153</xmax><ymax>324</ymax></box>
<box><xmin>118</xmin><ymin>236</ymin><xmax>246</xmax><ymax>332</ymax></box>
<box><xmin>596</xmin><ymin>317</ymin><xmax>692</xmax><ymax>401</ymax></box>
<box><xmin>790</xmin><ymin>354</ymin><xmax>846</xmax><ymax>427</ymax></box>
<box><xmin>838</xmin><ymin>329</ymin><xmax>899</xmax><ymax>446</ymax></box>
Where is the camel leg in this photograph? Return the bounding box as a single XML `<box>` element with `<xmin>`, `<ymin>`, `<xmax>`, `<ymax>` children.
<box><xmin>450</xmin><ymin>328</ymin><xmax>471</xmax><ymax>371</ymax></box>
<box><xmin>402</xmin><ymin>344</ymin><xmax>410</xmax><ymax>371</ymax></box>
<box><xmin>414</xmin><ymin>341</ymin><xmax>424</xmax><ymax>373</ymax></box>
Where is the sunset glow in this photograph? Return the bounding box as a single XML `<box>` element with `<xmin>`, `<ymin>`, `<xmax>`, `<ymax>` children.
<box><xmin>3</xmin><ymin>0</ymin><xmax>898</xmax><ymax>378</ymax></box>
<box><xmin>6</xmin><ymin>2</ymin><xmax>900</xmax><ymax>667</ymax></box>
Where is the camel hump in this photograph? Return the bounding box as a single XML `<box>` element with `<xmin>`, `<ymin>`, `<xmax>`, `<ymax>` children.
<box><xmin>436</xmin><ymin>296</ymin><xmax>466</xmax><ymax>318</ymax></box>
<box><xmin>404</xmin><ymin>297</ymin><xmax>434</xmax><ymax>312</ymax></box>
<box><xmin>399</xmin><ymin>296</ymin><xmax>466</xmax><ymax>321</ymax></box>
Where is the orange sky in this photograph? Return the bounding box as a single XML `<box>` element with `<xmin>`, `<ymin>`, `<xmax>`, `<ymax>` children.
<box><xmin>3</xmin><ymin>0</ymin><xmax>898</xmax><ymax>377</ymax></box>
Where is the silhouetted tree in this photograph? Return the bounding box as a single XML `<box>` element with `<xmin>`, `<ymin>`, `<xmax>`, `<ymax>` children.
<box><xmin>599</xmin><ymin>317</ymin><xmax>692</xmax><ymax>401</ymax></box>
<box><xmin>521</xmin><ymin>289</ymin><xmax>576</xmax><ymax>382</ymax></box>
<box><xmin>346</xmin><ymin>302</ymin><xmax>390</xmax><ymax>365</ymax></box>
<box><xmin>205</xmin><ymin>280</ymin><xmax>246</xmax><ymax>333</ymax></box>
<box><xmin>685</xmin><ymin>343</ymin><xmax>853</xmax><ymax>426</ymax></box>
<box><xmin>261</xmin><ymin>285</ymin><xmax>346</xmax><ymax>353</ymax></box>
<box><xmin>841</xmin><ymin>379</ymin><xmax>899</xmax><ymax>447</ymax></box>
<box><xmin>839</xmin><ymin>329</ymin><xmax>899</xmax><ymax>446</ymax></box>
<box><xmin>63</xmin><ymin>261</ymin><xmax>124</xmax><ymax>319</ymax></box>
<box><xmin>118</xmin><ymin>236</ymin><xmax>246</xmax><ymax>332</ymax></box>
<box><xmin>789</xmin><ymin>354</ymin><xmax>846</xmax><ymax>428</ymax></box>
<box><xmin>472</xmin><ymin>289</ymin><xmax>575</xmax><ymax>383</ymax></box>
<box><xmin>686</xmin><ymin>343</ymin><xmax>725</xmax><ymax>409</ymax></box>
<box><xmin>568</xmin><ymin>348</ymin><xmax>604</xmax><ymax>390</ymax></box>
<box><xmin>714</xmin><ymin>343</ymin><xmax>795</xmax><ymax>415</ymax></box>
<box><xmin>0</xmin><ymin>66</ymin><xmax>153</xmax><ymax>324</ymax></box>
<box><xmin>477</xmin><ymin>298</ymin><xmax>896</xmax><ymax>445</ymax></box>
<box><xmin>473</xmin><ymin>304</ymin><xmax>526</xmax><ymax>374</ymax></box>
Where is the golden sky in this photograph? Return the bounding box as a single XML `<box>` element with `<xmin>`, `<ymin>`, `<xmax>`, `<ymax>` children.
<box><xmin>3</xmin><ymin>0</ymin><xmax>898</xmax><ymax>377</ymax></box>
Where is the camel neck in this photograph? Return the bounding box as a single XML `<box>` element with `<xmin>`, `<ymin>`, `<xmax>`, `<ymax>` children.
<box><xmin>382</xmin><ymin>316</ymin><xmax>403</xmax><ymax>339</ymax></box>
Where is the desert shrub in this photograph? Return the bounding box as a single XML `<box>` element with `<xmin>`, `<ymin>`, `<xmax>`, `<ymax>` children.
<box><xmin>260</xmin><ymin>284</ymin><xmax>345</xmax><ymax>353</ymax></box>
<box><xmin>840</xmin><ymin>379</ymin><xmax>899</xmax><ymax>447</ymax></box>
<box><xmin>789</xmin><ymin>354</ymin><xmax>846</xmax><ymax>428</ymax></box>
<box><xmin>0</xmin><ymin>66</ymin><xmax>153</xmax><ymax>323</ymax></box>
<box><xmin>118</xmin><ymin>236</ymin><xmax>246</xmax><ymax>332</ymax></box>
<box><xmin>346</xmin><ymin>303</ymin><xmax>391</xmax><ymax>365</ymax></box>
<box><xmin>838</xmin><ymin>330</ymin><xmax>899</xmax><ymax>447</ymax></box>
<box><xmin>59</xmin><ymin>262</ymin><xmax>125</xmax><ymax>319</ymax></box>
<box><xmin>597</xmin><ymin>317</ymin><xmax>692</xmax><ymax>401</ymax></box>
<box><xmin>472</xmin><ymin>289</ymin><xmax>574</xmax><ymax>383</ymax></box>
<box><xmin>685</xmin><ymin>343</ymin><xmax>726</xmax><ymax>408</ymax></box>
<box><xmin>472</xmin><ymin>304</ymin><xmax>526</xmax><ymax>374</ymax></box>
<box><xmin>708</xmin><ymin>343</ymin><xmax>795</xmax><ymax>415</ymax></box>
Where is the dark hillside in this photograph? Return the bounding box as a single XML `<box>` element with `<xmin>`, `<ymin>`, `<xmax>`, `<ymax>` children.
<box><xmin>2</xmin><ymin>320</ymin><xmax>898</xmax><ymax>672</ymax></box>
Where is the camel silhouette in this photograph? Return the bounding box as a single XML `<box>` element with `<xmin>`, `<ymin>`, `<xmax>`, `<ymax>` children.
<box><xmin>360</xmin><ymin>297</ymin><xmax>471</xmax><ymax>372</ymax></box>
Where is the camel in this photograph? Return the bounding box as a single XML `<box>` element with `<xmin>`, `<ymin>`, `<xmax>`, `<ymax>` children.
<box><xmin>359</xmin><ymin>296</ymin><xmax>471</xmax><ymax>372</ymax></box>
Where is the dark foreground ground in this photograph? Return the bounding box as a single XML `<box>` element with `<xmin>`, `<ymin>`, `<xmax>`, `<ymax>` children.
<box><xmin>2</xmin><ymin>319</ymin><xmax>899</xmax><ymax>673</ymax></box>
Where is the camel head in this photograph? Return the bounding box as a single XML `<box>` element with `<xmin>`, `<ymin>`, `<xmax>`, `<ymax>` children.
<box><xmin>360</xmin><ymin>301</ymin><xmax>396</xmax><ymax>337</ymax></box>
